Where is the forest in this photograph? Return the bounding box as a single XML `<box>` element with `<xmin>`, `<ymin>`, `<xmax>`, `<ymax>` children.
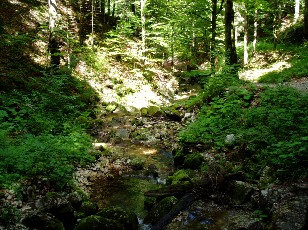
<box><xmin>0</xmin><ymin>0</ymin><xmax>308</xmax><ymax>229</ymax></box>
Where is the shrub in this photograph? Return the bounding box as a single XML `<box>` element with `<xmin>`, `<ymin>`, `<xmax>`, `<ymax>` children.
<box><xmin>179</xmin><ymin>85</ymin><xmax>308</xmax><ymax>181</ymax></box>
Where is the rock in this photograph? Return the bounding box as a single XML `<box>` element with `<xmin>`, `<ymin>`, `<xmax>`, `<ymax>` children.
<box><xmin>67</xmin><ymin>192</ymin><xmax>83</xmax><ymax>210</ymax></box>
<box><xmin>115</xmin><ymin>128</ymin><xmax>130</xmax><ymax>140</ymax></box>
<box><xmin>140</xmin><ymin>108</ymin><xmax>148</xmax><ymax>116</ymax></box>
<box><xmin>226</xmin><ymin>210</ymin><xmax>264</xmax><ymax>230</ymax></box>
<box><xmin>105</xmin><ymin>103</ymin><xmax>117</xmax><ymax>113</ymax></box>
<box><xmin>35</xmin><ymin>192</ymin><xmax>75</xmax><ymax>230</ymax></box>
<box><xmin>230</xmin><ymin>181</ymin><xmax>254</xmax><ymax>205</ymax></box>
<box><xmin>144</xmin><ymin>197</ymin><xmax>157</xmax><ymax>211</ymax></box>
<box><xmin>78</xmin><ymin>201</ymin><xmax>98</xmax><ymax>217</ymax></box>
<box><xmin>148</xmin><ymin>106</ymin><xmax>162</xmax><ymax>117</ymax></box>
<box><xmin>129</xmin><ymin>157</ymin><xmax>145</xmax><ymax>170</ymax></box>
<box><xmin>183</xmin><ymin>153</ymin><xmax>204</xmax><ymax>169</ymax></box>
<box><xmin>74</xmin><ymin>215</ymin><xmax>124</xmax><ymax>230</ymax></box>
<box><xmin>167</xmin><ymin>170</ymin><xmax>191</xmax><ymax>185</ymax></box>
<box><xmin>145</xmin><ymin>164</ymin><xmax>159</xmax><ymax>177</ymax></box>
<box><xmin>22</xmin><ymin>211</ymin><xmax>64</xmax><ymax>230</ymax></box>
<box><xmin>225</xmin><ymin>134</ymin><xmax>236</xmax><ymax>145</ymax></box>
<box><xmin>144</xmin><ymin>196</ymin><xmax>178</xmax><ymax>225</ymax></box>
<box><xmin>270</xmin><ymin>195</ymin><xmax>308</xmax><ymax>230</ymax></box>
<box><xmin>164</xmin><ymin>109</ymin><xmax>182</xmax><ymax>122</ymax></box>
<box><xmin>96</xmin><ymin>206</ymin><xmax>138</xmax><ymax>230</ymax></box>
<box><xmin>173</xmin><ymin>150</ymin><xmax>186</xmax><ymax>167</ymax></box>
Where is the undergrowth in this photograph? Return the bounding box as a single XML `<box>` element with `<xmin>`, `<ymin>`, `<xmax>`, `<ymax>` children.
<box><xmin>0</xmin><ymin>71</ymin><xmax>98</xmax><ymax>189</ymax></box>
<box><xmin>179</xmin><ymin>83</ymin><xmax>308</xmax><ymax>181</ymax></box>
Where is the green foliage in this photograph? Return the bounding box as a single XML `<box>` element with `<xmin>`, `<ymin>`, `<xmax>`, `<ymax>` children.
<box><xmin>202</xmin><ymin>67</ymin><xmax>242</xmax><ymax>100</ymax></box>
<box><xmin>179</xmin><ymin>85</ymin><xmax>308</xmax><ymax>180</ymax></box>
<box><xmin>0</xmin><ymin>71</ymin><xmax>98</xmax><ymax>189</ymax></box>
<box><xmin>257</xmin><ymin>43</ymin><xmax>308</xmax><ymax>83</ymax></box>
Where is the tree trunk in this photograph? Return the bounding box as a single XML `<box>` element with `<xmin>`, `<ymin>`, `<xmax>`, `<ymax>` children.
<box><xmin>210</xmin><ymin>0</ymin><xmax>218</xmax><ymax>72</ymax></box>
<box><xmin>141</xmin><ymin>0</ymin><xmax>147</xmax><ymax>60</ymax></box>
<box><xmin>273</xmin><ymin>1</ymin><xmax>281</xmax><ymax>49</ymax></box>
<box><xmin>295</xmin><ymin>0</ymin><xmax>300</xmax><ymax>23</ymax></box>
<box><xmin>243</xmin><ymin>4</ymin><xmax>248</xmax><ymax>66</ymax></box>
<box><xmin>305</xmin><ymin>0</ymin><xmax>308</xmax><ymax>40</ymax></box>
<box><xmin>48</xmin><ymin>0</ymin><xmax>60</xmax><ymax>69</ymax></box>
<box><xmin>224</xmin><ymin>0</ymin><xmax>237</xmax><ymax>66</ymax></box>
<box><xmin>253</xmin><ymin>9</ymin><xmax>258</xmax><ymax>55</ymax></box>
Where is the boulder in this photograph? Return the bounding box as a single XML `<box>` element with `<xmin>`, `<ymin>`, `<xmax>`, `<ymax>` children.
<box><xmin>230</xmin><ymin>181</ymin><xmax>254</xmax><ymax>205</ymax></box>
<box><xmin>78</xmin><ymin>201</ymin><xmax>98</xmax><ymax>217</ymax></box>
<box><xmin>173</xmin><ymin>150</ymin><xmax>186</xmax><ymax>168</ymax></box>
<box><xmin>183</xmin><ymin>153</ymin><xmax>204</xmax><ymax>169</ymax></box>
<box><xmin>148</xmin><ymin>106</ymin><xmax>161</xmax><ymax>117</ymax></box>
<box><xmin>36</xmin><ymin>192</ymin><xmax>75</xmax><ymax>229</ymax></box>
<box><xmin>67</xmin><ymin>192</ymin><xmax>83</xmax><ymax>210</ymax></box>
<box><xmin>96</xmin><ymin>206</ymin><xmax>138</xmax><ymax>230</ymax></box>
<box><xmin>74</xmin><ymin>215</ymin><xmax>124</xmax><ymax>230</ymax></box>
<box><xmin>22</xmin><ymin>211</ymin><xmax>64</xmax><ymax>230</ymax></box>
<box><xmin>144</xmin><ymin>196</ymin><xmax>178</xmax><ymax>225</ymax></box>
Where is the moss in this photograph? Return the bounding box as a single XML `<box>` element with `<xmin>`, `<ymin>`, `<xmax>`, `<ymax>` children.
<box><xmin>96</xmin><ymin>206</ymin><xmax>138</xmax><ymax>230</ymax></box>
<box><xmin>183</xmin><ymin>153</ymin><xmax>204</xmax><ymax>169</ymax></box>
<box><xmin>173</xmin><ymin>150</ymin><xmax>186</xmax><ymax>167</ymax></box>
<box><xmin>78</xmin><ymin>201</ymin><xmax>98</xmax><ymax>217</ymax></box>
<box><xmin>167</xmin><ymin>169</ymin><xmax>192</xmax><ymax>185</ymax></box>
<box><xmin>144</xmin><ymin>196</ymin><xmax>178</xmax><ymax>225</ymax></box>
<box><xmin>74</xmin><ymin>215</ymin><xmax>124</xmax><ymax>230</ymax></box>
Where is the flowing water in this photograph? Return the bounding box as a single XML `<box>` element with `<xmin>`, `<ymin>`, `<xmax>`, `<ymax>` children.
<box><xmin>87</xmin><ymin>113</ymin><xmax>229</xmax><ymax>229</ymax></box>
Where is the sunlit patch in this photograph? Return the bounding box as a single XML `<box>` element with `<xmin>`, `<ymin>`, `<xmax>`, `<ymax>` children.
<box><xmin>142</xmin><ymin>149</ymin><xmax>158</xmax><ymax>155</ymax></box>
<box><xmin>240</xmin><ymin>61</ymin><xmax>292</xmax><ymax>82</ymax></box>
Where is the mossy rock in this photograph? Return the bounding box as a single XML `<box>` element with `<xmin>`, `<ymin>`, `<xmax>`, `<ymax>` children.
<box><xmin>36</xmin><ymin>192</ymin><xmax>75</xmax><ymax>229</ymax></box>
<box><xmin>167</xmin><ymin>169</ymin><xmax>191</xmax><ymax>185</ymax></box>
<box><xmin>74</xmin><ymin>215</ymin><xmax>124</xmax><ymax>230</ymax></box>
<box><xmin>96</xmin><ymin>206</ymin><xmax>138</xmax><ymax>230</ymax></box>
<box><xmin>67</xmin><ymin>192</ymin><xmax>84</xmax><ymax>210</ymax></box>
<box><xmin>78</xmin><ymin>201</ymin><xmax>98</xmax><ymax>217</ymax></box>
<box><xmin>173</xmin><ymin>150</ymin><xmax>186</xmax><ymax>167</ymax></box>
<box><xmin>129</xmin><ymin>157</ymin><xmax>145</xmax><ymax>170</ymax></box>
<box><xmin>106</xmin><ymin>103</ymin><xmax>118</xmax><ymax>112</ymax></box>
<box><xmin>22</xmin><ymin>211</ymin><xmax>65</xmax><ymax>230</ymax></box>
<box><xmin>140</xmin><ymin>107</ymin><xmax>148</xmax><ymax>116</ymax></box>
<box><xmin>148</xmin><ymin>106</ymin><xmax>161</xmax><ymax>117</ymax></box>
<box><xmin>144</xmin><ymin>196</ymin><xmax>178</xmax><ymax>225</ymax></box>
<box><xmin>183</xmin><ymin>153</ymin><xmax>204</xmax><ymax>169</ymax></box>
<box><xmin>144</xmin><ymin>197</ymin><xmax>156</xmax><ymax>211</ymax></box>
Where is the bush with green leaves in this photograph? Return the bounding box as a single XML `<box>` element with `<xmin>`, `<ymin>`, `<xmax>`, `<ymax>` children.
<box><xmin>179</xmin><ymin>85</ymin><xmax>308</xmax><ymax>181</ymax></box>
<box><xmin>0</xmin><ymin>71</ymin><xmax>98</xmax><ymax>189</ymax></box>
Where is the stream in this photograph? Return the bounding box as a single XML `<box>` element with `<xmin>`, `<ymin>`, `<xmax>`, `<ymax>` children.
<box><xmin>74</xmin><ymin>111</ymin><xmax>230</xmax><ymax>230</ymax></box>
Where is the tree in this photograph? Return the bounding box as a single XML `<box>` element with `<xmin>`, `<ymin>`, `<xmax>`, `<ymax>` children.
<box><xmin>48</xmin><ymin>0</ymin><xmax>60</xmax><ymax>68</ymax></box>
<box><xmin>305</xmin><ymin>0</ymin><xmax>308</xmax><ymax>40</ymax></box>
<box><xmin>294</xmin><ymin>0</ymin><xmax>300</xmax><ymax>22</ymax></box>
<box><xmin>140</xmin><ymin>0</ymin><xmax>147</xmax><ymax>60</ymax></box>
<box><xmin>224</xmin><ymin>0</ymin><xmax>237</xmax><ymax>66</ymax></box>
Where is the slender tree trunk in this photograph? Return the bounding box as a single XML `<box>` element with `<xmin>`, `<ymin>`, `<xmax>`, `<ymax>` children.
<box><xmin>253</xmin><ymin>9</ymin><xmax>258</xmax><ymax>55</ymax></box>
<box><xmin>273</xmin><ymin>1</ymin><xmax>281</xmax><ymax>49</ymax></box>
<box><xmin>141</xmin><ymin>0</ymin><xmax>147</xmax><ymax>60</ymax></box>
<box><xmin>243</xmin><ymin>4</ymin><xmax>248</xmax><ymax>66</ymax></box>
<box><xmin>48</xmin><ymin>0</ymin><xmax>60</xmax><ymax>69</ymax></box>
<box><xmin>224</xmin><ymin>0</ymin><xmax>237</xmax><ymax>66</ymax></box>
<box><xmin>210</xmin><ymin>0</ymin><xmax>218</xmax><ymax>72</ymax></box>
<box><xmin>305</xmin><ymin>0</ymin><xmax>308</xmax><ymax>40</ymax></box>
<box><xmin>295</xmin><ymin>0</ymin><xmax>300</xmax><ymax>22</ymax></box>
